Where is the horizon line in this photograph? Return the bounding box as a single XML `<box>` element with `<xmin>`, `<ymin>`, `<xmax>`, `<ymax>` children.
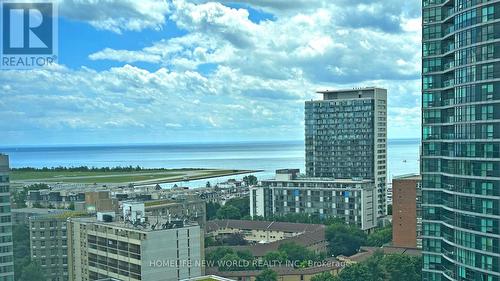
<box><xmin>0</xmin><ymin>138</ymin><xmax>421</xmax><ymax>149</ymax></box>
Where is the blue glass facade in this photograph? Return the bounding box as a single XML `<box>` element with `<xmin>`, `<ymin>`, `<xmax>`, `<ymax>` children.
<box><xmin>422</xmin><ymin>1</ymin><xmax>500</xmax><ymax>280</ymax></box>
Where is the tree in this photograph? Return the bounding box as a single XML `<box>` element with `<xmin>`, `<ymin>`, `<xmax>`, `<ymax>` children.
<box><xmin>13</xmin><ymin>224</ymin><xmax>30</xmax><ymax>280</ymax></box>
<box><xmin>204</xmin><ymin>236</ymin><xmax>220</xmax><ymax>247</ymax></box>
<box><xmin>218</xmin><ymin>253</ymin><xmax>242</xmax><ymax>271</ymax></box>
<box><xmin>387</xmin><ymin>204</ymin><xmax>392</xmax><ymax>215</ymax></box>
<box><xmin>336</xmin><ymin>263</ymin><xmax>371</xmax><ymax>281</ymax></box>
<box><xmin>366</xmin><ymin>225</ymin><xmax>392</xmax><ymax>247</ymax></box>
<box><xmin>256</xmin><ymin>269</ymin><xmax>277</xmax><ymax>281</ymax></box>
<box><xmin>326</xmin><ymin>224</ymin><xmax>367</xmax><ymax>256</ymax></box>
<box><xmin>68</xmin><ymin>202</ymin><xmax>75</xmax><ymax>210</ymax></box>
<box><xmin>242</xmin><ymin>175</ymin><xmax>258</xmax><ymax>186</ymax></box>
<box><xmin>225</xmin><ymin>197</ymin><xmax>250</xmax><ymax>217</ymax></box>
<box><xmin>278</xmin><ymin>242</ymin><xmax>319</xmax><ymax>264</ymax></box>
<box><xmin>263</xmin><ymin>251</ymin><xmax>287</xmax><ymax>265</ymax></box>
<box><xmin>335</xmin><ymin>252</ymin><xmax>422</xmax><ymax>281</ymax></box>
<box><xmin>362</xmin><ymin>251</ymin><xmax>386</xmax><ymax>281</ymax></box>
<box><xmin>236</xmin><ymin>249</ymin><xmax>253</xmax><ymax>261</ymax></box>
<box><xmin>206</xmin><ymin>247</ymin><xmax>234</xmax><ymax>263</ymax></box>
<box><xmin>19</xmin><ymin>262</ymin><xmax>46</xmax><ymax>281</ymax></box>
<box><xmin>216</xmin><ymin>205</ymin><xmax>241</xmax><ymax>219</ymax></box>
<box><xmin>311</xmin><ymin>272</ymin><xmax>337</xmax><ymax>281</ymax></box>
<box><xmin>380</xmin><ymin>254</ymin><xmax>421</xmax><ymax>281</ymax></box>
<box><xmin>206</xmin><ymin>202</ymin><xmax>221</xmax><ymax>220</ymax></box>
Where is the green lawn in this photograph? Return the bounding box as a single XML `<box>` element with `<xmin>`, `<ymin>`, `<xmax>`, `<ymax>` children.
<box><xmin>10</xmin><ymin>169</ymin><xmax>173</xmax><ymax>181</ymax></box>
<box><xmin>41</xmin><ymin>173</ymin><xmax>185</xmax><ymax>183</ymax></box>
<box><xmin>10</xmin><ymin>169</ymin><xmax>255</xmax><ymax>184</ymax></box>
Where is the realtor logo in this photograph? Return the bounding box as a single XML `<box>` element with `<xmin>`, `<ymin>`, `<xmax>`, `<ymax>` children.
<box><xmin>1</xmin><ymin>1</ymin><xmax>58</xmax><ymax>69</ymax></box>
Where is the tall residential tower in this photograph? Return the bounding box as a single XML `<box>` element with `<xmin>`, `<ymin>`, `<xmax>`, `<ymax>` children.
<box><xmin>305</xmin><ymin>88</ymin><xmax>388</xmax><ymax>217</ymax></box>
<box><xmin>250</xmin><ymin>87</ymin><xmax>387</xmax><ymax>229</ymax></box>
<box><xmin>422</xmin><ymin>1</ymin><xmax>500</xmax><ymax>280</ymax></box>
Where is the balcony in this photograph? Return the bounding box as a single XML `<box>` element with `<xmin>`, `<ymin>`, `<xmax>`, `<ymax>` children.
<box><xmin>443</xmin><ymin>25</ymin><xmax>455</xmax><ymax>36</ymax></box>
<box><xmin>443</xmin><ymin>43</ymin><xmax>455</xmax><ymax>53</ymax></box>
<box><xmin>443</xmin><ymin>61</ymin><xmax>454</xmax><ymax>71</ymax></box>
<box><xmin>443</xmin><ymin>79</ymin><xmax>455</xmax><ymax>88</ymax></box>
<box><xmin>443</xmin><ymin>7</ymin><xmax>456</xmax><ymax>19</ymax></box>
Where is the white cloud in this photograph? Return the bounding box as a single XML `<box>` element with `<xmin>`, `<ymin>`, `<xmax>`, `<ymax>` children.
<box><xmin>89</xmin><ymin>0</ymin><xmax>422</xmax><ymax>88</ymax></box>
<box><xmin>0</xmin><ymin>0</ymin><xmax>423</xmax><ymax>145</ymax></box>
<box><xmin>88</xmin><ymin>48</ymin><xmax>162</xmax><ymax>63</ymax></box>
<box><xmin>58</xmin><ymin>0</ymin><xmax>170</xmax><ymax>33</ymax></box>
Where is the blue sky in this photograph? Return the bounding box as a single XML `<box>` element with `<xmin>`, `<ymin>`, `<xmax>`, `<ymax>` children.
<box><xmin>0</xmin><ymin>0</ymin><xmax>422</xmax><ymax>146</ymax></box>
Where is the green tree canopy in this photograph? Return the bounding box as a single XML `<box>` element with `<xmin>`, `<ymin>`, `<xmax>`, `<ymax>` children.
<box><xmin>216</xmin><ymin>204</ymin><xmax>242</xmax><ymax>219</ymax></box>
<box><xmin>256</xmin><ymin>269</ymin><xmax>278</xmax><ymax>281</ymax></box>
<box><xmin>263</xmin><ymin>251</ymin><xmax>287</xmax><ymax>264</ymax></box>
<box><xmin>225</xmin><ymin>197</ymin><xmax>250</xmax><ymax>217</ymax></box>
<box><xmin>331</xmin><ymin>252</ymin><xmax>422</xmax><ymax>281</ymax></box>
<box><xmin>206</xmin><ymin>202</ymin><xmax>221</xmax><ymax>220</ymax></box>
<box><xmin>311</xmin><ymin>272</ymin><xmax>337</xmax><ymax>281</ymax></box>
<box><xmin>326</xmin><ymin>224</ymin><xmax>367</xmax><ymax>256</ymax></box>
<box><xmin>336</xmin><ymin>263</ymin><xmax>371</xmax><ymax>281</ymax></box>
<box><xmin>18</xmin><ymin>262</ymin><xmax>46</xmax><ymax>281</ymax></box>
<box><xmin>242</xmin><ymin>175</ymin><xmax>258</xmax><ymax>186</ymax></box>
<box><xmin>206</xmin><ymin>247</ymin><xmax>234</xmax><ymax>262</ymax></box>
<box><xmin>366</xmin><ymin>225</ymin><xmax>392</xmax><ymax>247</ymax></box>
<box><xmin>278</xmin><ymin>242</ymin><xmax>319</xmax><ymax>264</ymax></box>
<box><xmin>380</xmin><ymin>254</ymin><xmax>422</xmax><ymax>281</ymax></box>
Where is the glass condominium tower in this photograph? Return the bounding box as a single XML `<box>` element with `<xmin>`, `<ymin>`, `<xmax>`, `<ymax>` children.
<box><xmin>422</xmin><ymin>1</ymin><xmax>500</xmax><ymax>281</ymax></box>
<box><xmin>0</xmin><ymin>155</ymin><xmax>13</xmax><ymax>281</ymax></box>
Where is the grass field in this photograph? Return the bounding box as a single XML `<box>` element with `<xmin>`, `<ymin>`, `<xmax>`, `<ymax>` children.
<box><xmin>11</xmin><ymin>169</ymin><xmax>181</xmax><ymax>181</ymax></box>
<box><xmin>10</xmin><ymin>169</ymin><xmax>255</xmax><ymax>184</ymax></box>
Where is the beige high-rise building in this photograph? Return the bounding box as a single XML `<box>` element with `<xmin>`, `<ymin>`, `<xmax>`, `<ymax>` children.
<box><xmin>67</xmin><ymin>211</ymin><xmax>203</xmax><ymax>281</ymax></box>
<box><xmin>29</xmin><ymin>211</ymin><xmax>87</xmax><ymax>281</ymax></box>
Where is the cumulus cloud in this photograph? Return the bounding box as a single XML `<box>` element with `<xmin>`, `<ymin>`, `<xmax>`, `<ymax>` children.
<box><xmin>1</xmin><ymin>0</ymin><xmax>422</xmax><ymax>144</ymax></box>
<box><xmin>90</xmin><ymin>0</ymin><xmax>421</xmax><ymax>83</ymax></box>
<box><xmin>58</xmin><ymin>0</ymin><xmax>170</xmax><ymax>33</ymax></box>
<box><xmin>0</xmin><ymin>64</ymin><xmax>314</xmax><ymax>144</ymax></box>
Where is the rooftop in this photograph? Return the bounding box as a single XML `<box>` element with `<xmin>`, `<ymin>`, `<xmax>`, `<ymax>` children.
<box><xmin>206</xmin><ymin>219</ymin><xmax>324</xmax><ymax>233</ymax></box>
<box><xmin>316</xmin><ymin>87</ymin><xmax>386</xmax><ymax>94</ymax></box>
<box><xmin>393</xmin><ymin>174</ymin><xmax>421</xmax><ymax>181</ymax></box>
<box><xmin>70</xmin><ymin>215</ymin><xmax>199</xmax><ymax>233</ymax></box>
<box><xmin>262</xmin><ymin>177</ymin><xmax>373</xmax><ymax>184</ymax></box>
<box><xmin>344</xmin><ymin>246</ymin><xmax>422</xmax><ymax>263</ymax></box>
<box><xmin>12</xmin><ymin>208</ymin><xmax>66</xmax><ymax>215</ymax></box>
<box><xmin>180</xmin><ymin>276</ymin><xmax>235</xmax><ymax>281</ymax></box>
<box><xmin>206</xmin><ymin>225</ymin><xmax>326</xmax><ymax>257</ymax></box>
<box><xmin>31</xmin><ymin>211</ymin><xmax>89</xmax><ymax>220</ymax></box>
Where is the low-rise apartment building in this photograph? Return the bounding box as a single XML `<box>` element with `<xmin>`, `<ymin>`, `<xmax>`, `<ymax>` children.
<box><xmin>250</xmin><ymin>169</ymin><xmax>377</xmax><ymax>231</ymax></box>
<box><xmin>206</xmin><ymin>219</ymin><xmax>323</xmax><ymax>244</ymax></box>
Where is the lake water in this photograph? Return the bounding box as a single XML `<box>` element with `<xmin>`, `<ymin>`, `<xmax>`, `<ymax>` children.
<box><xmin>0</xmin><ymin>139</ymin><xmax>420</xmax><ymax>187</ymax></box>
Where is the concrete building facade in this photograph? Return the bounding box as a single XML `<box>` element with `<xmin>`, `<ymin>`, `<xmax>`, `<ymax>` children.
<box><xmin>0</xmin><ymin>155</ymin><xmax>13</xmax><ymax>281</ymax></box>
<box><xmin>305</xmin><ymin>88</ymin><xmax>387</xmax><ymax>218</ymax></box>
<box><xmin>250</xmin><ymin>169</ymin><xmax>377</xmax><ymax>231</ymax></box>
<box><xmin>29</xmin><ymin>213</ymin><xmax>84</xmax><ymax>281</ymax></box>
<box><xmin>67</xmin><ymin>215</ymin><xmax>203</xmax><ymax>281</ymax></box>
